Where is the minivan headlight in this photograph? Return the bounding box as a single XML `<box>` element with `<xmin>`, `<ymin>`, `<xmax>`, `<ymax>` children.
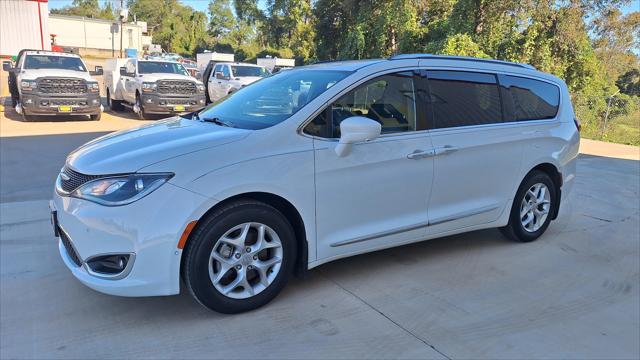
<box><xmin>72</xmin><ymin>173</ymin><xmax>173</xmax><ymax>206</ymax></box>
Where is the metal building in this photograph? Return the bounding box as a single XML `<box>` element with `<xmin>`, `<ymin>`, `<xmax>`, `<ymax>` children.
<box><xmin>0</xmin><ymin>0</ymin><xmax>51</xmax><ymax>57</ymax></box>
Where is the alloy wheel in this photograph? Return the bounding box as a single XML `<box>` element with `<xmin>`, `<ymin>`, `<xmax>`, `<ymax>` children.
<box><xmin>520</xmin><ymin>183</ymin><xmax>551</xmax><ymax>232</ymax></box>
<box><xmin>208</xmin><ymin>222</ymin><xmax>283</xmax><ymax>299</ymax></box>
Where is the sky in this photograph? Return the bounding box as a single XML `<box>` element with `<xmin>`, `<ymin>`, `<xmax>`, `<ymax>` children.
<box><xmin>46</xmin><ymin>0</ymin><xmax>640</xmax><ymax>17</ymax></box>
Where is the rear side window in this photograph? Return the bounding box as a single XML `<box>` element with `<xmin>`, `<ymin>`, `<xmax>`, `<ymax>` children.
<box><xmin>426</xmin><ymin>71</ymin><xmax>502</xmax><ymax>129</ymax></box>
<box><xmin>499</xmin><ymin>75</ymin><xmax>559</xmax><ymax>121</ymax></box>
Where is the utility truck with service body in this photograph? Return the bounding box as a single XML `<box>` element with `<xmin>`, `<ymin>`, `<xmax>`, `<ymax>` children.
<box><xmin>4</xmin><ymin>50</ymin><xmax>103</xmax><ymax>121</ymax></box>
<box><xmin>104</xmin><ymin>58</ymin><xmax>206</xmax><ymax>119</ymax></box>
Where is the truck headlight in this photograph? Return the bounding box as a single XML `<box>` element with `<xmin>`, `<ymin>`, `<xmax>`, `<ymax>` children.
<box><xmin>142</xmin><ymin>82</ymin><xmax>157</xmax><ymax>93</ymax></box>
<box><xmin>87</xmin><ymin>82</ymin><xmax>99</xmax><ymax>93</ymax></box>
<box><xmin>71</xmin><ymin>173</ymin><xmax>173</xmax><ymax>206</ymax></box>
<box><xmin>20</xmin><ymin>80</ymin><xmax>37</xmax><ymax>91</ymax></box>
<box><xmin>196</xmin><ymin>84</ymin><xmax>205</xmax><ymax>93</ymax></box>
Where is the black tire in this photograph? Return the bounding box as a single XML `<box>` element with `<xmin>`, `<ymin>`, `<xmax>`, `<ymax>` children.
<box><xmin>183</xmin><ymin>199</ymin><xmax>297</xmax><ymax>314</ymax></box>
<box><xmin>21</xmin><ymin>108</ymin><xmax>33</xmax><ymax>122</ymax></box>
<box><xmin>90</xmin><ymin>112</ymin><xmax>101</xmax><ymax>121</ymax></box>
<box><xmin>500</xmin><ymin>170</ymin><xmax>557</xmax><ymax>242</ymax></box>
<box><xmin>135</xmin><ymin>94</ymin><xmax>147</xmax><ymax>120</ymax></box>
<box><xmin>106</xmin><ymin>89</ymin><xmax>124</xmax><ymax>111</ymax></box>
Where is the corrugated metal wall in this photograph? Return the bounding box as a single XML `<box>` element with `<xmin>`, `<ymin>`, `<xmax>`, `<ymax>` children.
<box><xmin>0</xmin><ymin>0</ymin><xmax>51</xmax><ymax>57</ymax></box>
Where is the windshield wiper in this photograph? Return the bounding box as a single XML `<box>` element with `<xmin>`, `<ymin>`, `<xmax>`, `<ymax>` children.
<box><xmin>201</xmin><ymin>116</ymin><xmax>234</xmax><ymax>128</ymax></box>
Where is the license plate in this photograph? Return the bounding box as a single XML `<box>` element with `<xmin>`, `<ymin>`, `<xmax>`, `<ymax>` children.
<box><xmin>173</xmin><ymin>105</ymin><xmax>185</xmax><ymax>112</ymax></box>
<box><xmin>51</xmin><ymin>210</ymin><xmax>60</xmax><ymax>237</ymax></box>
<box><xmin>58</xmin><ymin>105</ymin><xmax>72</xmax><ymax>112</ymax></box>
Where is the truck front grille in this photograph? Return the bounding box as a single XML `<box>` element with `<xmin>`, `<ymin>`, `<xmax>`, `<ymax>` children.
<box><xmin>38</xmin><ymin>78</ymin><xmax>87</xmax><ymax>95</ymax></box>
<box><xmin>157</xmin><ymin>80</ymin><xmax>196</xmax><ymax>95</ymax></box>
<box><xmin>59</xmin><ymin>166</ymin><xmax>102</xmax><ymax>193</ymax></box>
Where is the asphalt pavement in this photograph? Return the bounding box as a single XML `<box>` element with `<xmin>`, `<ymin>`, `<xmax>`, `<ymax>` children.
<box><xmin>1</xmin><ymin>111</ymin><xmax>639</xmax><ymax>359</ymax></box>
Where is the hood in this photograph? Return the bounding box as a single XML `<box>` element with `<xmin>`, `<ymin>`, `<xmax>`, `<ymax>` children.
<box><xmin>67</xmin><ymin>117</ymin><xmax>250</xmax><ymax>175</ymax></box>
<box><xmin>233</xmin><ymin>76</ymin><xmax>263</xmax><ymax>86</ymax></box>
<box><xmin>21</xmin><ymin>69</ymin><xmax>95</xmax><ymax>81</ymax></box>
<box><xmin>137</xmin><ymin>73</ymin><xmax>202</xmax><ymax>84</ymax></box>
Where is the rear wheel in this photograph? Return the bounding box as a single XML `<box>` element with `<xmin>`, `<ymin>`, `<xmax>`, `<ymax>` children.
<box><xmin>106</xmin><ymin>89</ymin><xmax>124</xmax><ymax>111</ymax></box>
<box><xmin>184</xmin><ymin>200</ymin><xmax>296</xmax><ymax>313</ymax></box>
<box><xmin>500</xmin><ymin>170</ymin><xmax>556</xmax><ymax>242</ymax></box>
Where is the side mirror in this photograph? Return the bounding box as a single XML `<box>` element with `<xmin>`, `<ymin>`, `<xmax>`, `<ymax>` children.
<box><xmin>2</xmin><ymin>61</ymin><xmax>12</xmax><ymax>72</ymax></box>
<box><xmin>120</xmin><ymin>67</ymin><xmax>129</xmax><ymax>76</ymax></box>
<box><xmin>335</xmin><ymin>116</ymin><xmax>381</xmax><ymax>157</ymax></box>
<box><xmin>90</xmin><ymin>65</ymin><xmax>103</xmax><ymax>76</ymax></box>
<box><xmin>215</xmin><ymin>71</ymin><xmax>224</xmax><ymax>80</ymax></box>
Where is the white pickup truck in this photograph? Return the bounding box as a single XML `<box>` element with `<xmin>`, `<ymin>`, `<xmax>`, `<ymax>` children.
<box><xmin>206</xmin><ymin>62</ymin><xmax>270</xmax><ymax>102</ymax></box>
<box><xmin>3</xmin><ymin>50</ymin><xmax>103</xmax><ymax>121</ymax></box>
<box><xmin>104</xmin><ymin>58</ymin><xmax>206</xmax><ymax>119</ymax></box>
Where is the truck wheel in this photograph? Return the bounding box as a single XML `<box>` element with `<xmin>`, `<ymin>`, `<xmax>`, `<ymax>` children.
<box><xmin>90</xmin><ymin>113</ymin><xmax>101</xmax><ymax>121</ymax></box>
<box><xmin>135</xmin><ymin>94</ymin><xmax>147</xmax><ymax>120</ymax></box>
<box><xmin>21</xmin><ymin>109</ymin><xmax>33</xmax><ymax>122</ymax></box>
<box><xmin>106</xmin><ymin>89</ymin><xmax>124</xmax><ymax>111</ymax></box>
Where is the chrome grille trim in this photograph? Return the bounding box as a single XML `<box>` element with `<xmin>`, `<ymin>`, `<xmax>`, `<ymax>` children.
<box><xmin>58</xmin><ymin>166</ymin><xmax>102</xmax><ymax>193</ymax></box>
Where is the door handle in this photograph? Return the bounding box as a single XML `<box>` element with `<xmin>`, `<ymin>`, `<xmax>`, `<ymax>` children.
<box><xmin>407</xmin><ymin>149</ymin><xmax>435</xmax><ymax>160</ymax></box>
<box><xmin>434</xmin><ymin>145</ymin><xmax>459</xmax><ymax>156</ymax></box>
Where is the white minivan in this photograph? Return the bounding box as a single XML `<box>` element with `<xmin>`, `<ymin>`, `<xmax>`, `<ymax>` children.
<box><xmin>51</xmin><ymin>55</ymin><xmax>580</xmax><ymax>313</ymax></box>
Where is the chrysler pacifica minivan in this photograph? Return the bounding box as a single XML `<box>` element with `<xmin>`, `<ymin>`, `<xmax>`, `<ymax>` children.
<box><xmin>51</xmin><ymin>55</ymin><xmax>580</xmax><ymax>313</ymax></box>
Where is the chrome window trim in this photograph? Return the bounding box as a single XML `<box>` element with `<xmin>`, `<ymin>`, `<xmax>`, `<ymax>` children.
<box><xmin>298</xmin><ymin>64</ymin><xmax>563</xmax><ymax>141</ymax></box>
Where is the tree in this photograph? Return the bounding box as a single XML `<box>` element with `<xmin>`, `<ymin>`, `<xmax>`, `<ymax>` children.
<box><xmin>616</xmin><ymin>69</ymin><xmax>640</xmax><ymax>96</ymax></box>
<box><xmin>208</xmin><ymin>0</ymin><xmax>236</xmax><ymax>39</ymax></box>
<box><xmin>51</xmin><ymin>0</ymin><xmax>116</xmax><ymax>19</ymax></box>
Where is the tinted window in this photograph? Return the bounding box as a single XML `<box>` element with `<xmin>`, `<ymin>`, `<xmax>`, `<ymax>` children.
<box><xmin>231</xmin><ymin>66</ymin><xmax>270</xmax><ymax>78</ymax></box>
<box><xmin>138</xmin><ymin>61</ymin><xmax>188</xmax><ymax>75</ymax></box>
<box><xmin>426</xmin><ymin>71</ymin><xmax>502</xmax><ymax>129</ymax></box>
<box><xmin>195</xmin><ymin>69</ymin><xmax>349</xmax><ymax>130</ymax></box>
<box><xmin>499</xmin><ymin>75</ymin><xmax>559</xmax><ymax>121</ymax></box>
<box><xmin>24</xmin><ymin>55</ymin><xmax>87</xmax><ymax>72</ymax></box>
<box><xmin>306</xmin><ymin>72</ymin><xmax>417</xmax><ymax>138</ymax></box>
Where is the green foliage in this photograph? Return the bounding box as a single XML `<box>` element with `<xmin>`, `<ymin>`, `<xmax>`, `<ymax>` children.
<box><xmin>617</xmin><ymin>69</ymin><xmax>640</xmax><ymax>96</ymax></box>
<box><xmin>50</xmin><ymin>0</ymin><xmax>116</xmax><ymax>20</ymax></box>
<box><xmin>438</xmin><ymin>34</ymin><xmax>488</xmax><ymax>58</ymax></box>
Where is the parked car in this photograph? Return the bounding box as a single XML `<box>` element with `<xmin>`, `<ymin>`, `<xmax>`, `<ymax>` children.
<box><xmin>206</xmin><ymin>62</ymin><xmax>270</xmax><ymax>102</ymax></box>
<box><xmin>51</xmin><ymin>54</ymin><xmax>580</xmax><ymax>314</ymax></box>
<box><xmin>180</xmin><ymin>59</ymin><xmax>200</xmax><ymax>79</ymax></box>
<box><xmin>104</xmin><ymin>58</ymin><xmax>206</xmax><ymax>119</ymax></box>
<box><xmin>4</xmin><ymin>50</ymin><xmax>103</xmax><ymax>121</ymax></box>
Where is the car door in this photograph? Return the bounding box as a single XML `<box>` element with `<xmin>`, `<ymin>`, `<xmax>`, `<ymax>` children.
<box><xmin>307</xmin><ymin>70</ymin><xmax>435</xmax><ymax>261</ymax></box>
<box><xmin>209</xmin><ymin>64</ymin><xmax>228</xmax><ymax>101</ymax></box>
<box><xmin>420</xmin><ymin>69</ymin><xmax>524</xmax><ymax>234</ymax></box>
<box><xmin>122</xmin><ymin>60</ymin><xmax>137</xmax><ymax>103</ymax></box>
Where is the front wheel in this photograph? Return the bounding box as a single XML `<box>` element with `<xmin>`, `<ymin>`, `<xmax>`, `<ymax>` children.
<box><xmin>183</xmin><ymin>200</ymin><xmax>296</xmax><ymax>313</ymax></box>
<box><xmin>90</xmin><ymin>112</ymin><xmax>101</xmax><ymax>121</ymax></box>
<box><xmin>134</xmin><ymin>94</ymin><xmax>147</xmax><ymax>120</ymax></box>
<box><xmin>500</xmin><ymin>170</ymin><xmax>557</xmax><ymax>242</ymax></box>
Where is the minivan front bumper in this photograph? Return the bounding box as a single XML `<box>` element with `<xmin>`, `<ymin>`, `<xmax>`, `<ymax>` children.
<box><xmin>51</xmin><ymin>181</ymin><xmax>211</xmax><ymax>297</ymax></box>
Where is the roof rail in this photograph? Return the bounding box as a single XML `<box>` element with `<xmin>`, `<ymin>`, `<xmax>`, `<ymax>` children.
<box><xmin>389</xmin><ymin>53</ymin><xmax>536</xmax><ymax>70</ymax></box>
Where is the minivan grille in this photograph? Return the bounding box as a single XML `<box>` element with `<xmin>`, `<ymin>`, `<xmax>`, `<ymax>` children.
<box><xmin>59</xmin><ymin>166</ymin><xmax>102</xmax><ymax>193</ymax></box>
<box><xmin>157</xmin><ymin>80</ymin><xmax>196</xmax><ymax>95</ymax></box>
<box><xmin>38</xmin><ymin>78</ymin><xmax>87</xmax><ymax>95</ymax></box>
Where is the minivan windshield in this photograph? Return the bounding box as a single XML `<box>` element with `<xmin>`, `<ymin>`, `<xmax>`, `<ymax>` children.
<box><xmin>195</xmin><ymin>69</ymin><xmax>351</xmax><ymax>130</ymax></box>
<box><xmin>231</xmin><ymin>65</ymin><xmax>270</xmax><ymax>78</ymax></box>
<box><xmin>24</xmin><ymin>55</ymin><xmax>87</xmax><ymax>72</ymax></box>
<box><xmin>138</xmin><ymin>61</ymin><xmax>188</xmax><ymax>75</ymax></box>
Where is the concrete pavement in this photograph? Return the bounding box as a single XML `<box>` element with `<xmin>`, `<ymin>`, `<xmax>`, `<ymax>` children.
<box><xmin>0</xmin><ymin>116</ymin><xmax>638</xmax><ymax>358</ymax></box>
